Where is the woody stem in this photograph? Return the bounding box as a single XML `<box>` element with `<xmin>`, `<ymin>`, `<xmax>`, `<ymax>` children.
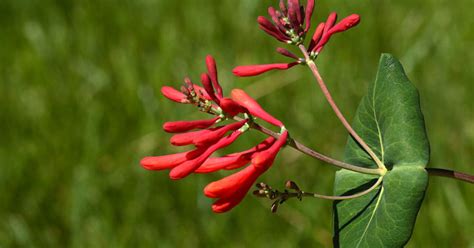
<box><xmin>298</xmin><ymin>44</ymin><xmax>386</xmax><ymax>173</ymax></box>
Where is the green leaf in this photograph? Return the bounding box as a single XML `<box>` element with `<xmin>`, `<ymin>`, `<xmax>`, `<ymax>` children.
<box><xmin>333</xmin><ymin>54</ymin><xmax>430</xmax><ymax>248</ymax></box>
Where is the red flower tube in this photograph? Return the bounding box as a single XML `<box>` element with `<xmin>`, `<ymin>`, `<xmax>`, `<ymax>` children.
<box><xmin>252</xmin><ymin>131</ymin><xmax>288</xmax><ymax>170</ymax></box>
<box><xmin>205</xmin><ymin>55</ymin><xmax>223</xmax><ymax>98</ymax></box>
<box><xmin>219</xmin><ymin>98</ymin><xmax>247</xmax><ymax>117</ymax></box>
<box><xmin>161</xmin><ymin>86</ymin><xmax>189</xmax><ymax>103</ymax></box>
<box><xmin>169</xmin><ymin>130</ymin><xmax>244</xmax><ymax>180</ymax></box>
<box><xmin>232</xmin><ymin>62</ymin><xmax>298</xmax><ymax>77</ymax></box>
<box><xmin>195</xmin><ymin>136</ymin><xmax>276</xmax><ymax>173</ymax></box>
<box><xmin>163</xmin><ymin>117</ymin><xmax>220</xmax><ymax>133</ymax></box>
<box><xmin>140</xmin><ymin>148</ymin><xmax>205</xmax><ymax>171</ymax></box>
<box><xmin>193</xmin><ymin>120</ymin><xmax>247</xmax><ymax>147</ymax></box>
<box><xmin>169</xmin><ymin>128</ymin><xmax>217</xmax><ymax>146</ymax></box>
<box><xmin>231</xmin><ymin>89</ymin><xmax>284</xmax><ymax>127</ymax></box>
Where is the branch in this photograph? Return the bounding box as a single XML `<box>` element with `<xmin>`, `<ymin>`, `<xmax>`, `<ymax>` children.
<box><xmin>426</xmin><ymin>168</ymin><xmax>474</xmax><ymax>184</ymax></box>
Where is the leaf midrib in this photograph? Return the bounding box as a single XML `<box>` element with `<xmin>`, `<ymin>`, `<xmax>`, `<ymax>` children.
<box><xmin>355</xmin><ymin>186</ymin><xmax>385</xmax><ymax>248</ymax></box>
<box><xmin>371</xmin><ymin>73</ymin><xmax>385</xmax><ymax>164</ymax></box>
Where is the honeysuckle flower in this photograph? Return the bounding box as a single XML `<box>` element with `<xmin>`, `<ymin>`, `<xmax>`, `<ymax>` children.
<box><xmin>141</xmin><ymin>56</ymin><xmax>288</xmax><ymax>212</ymax></box>
<box><xmin>307</xmin><ymin>13</ymin><xmax>360</xmax><ymax>57</ymax></box>
<box><xmin>233</xmin><ymin>2</ymin><xmax>360</xmax><ymax>78</ymax></box>
<box><xmin>204</xmin><ymin>131</ymin><xmax>288</xmax><ymax>213</ymax></box>
<box><xmin>231</xmin><ymin>89</ymin><xmax>284</xmax><ymax>127</ymax></box>
<box><xmin>258</xmin><ymin>0</ymin><xmax>315</xmax><ymax>45</ymax></box>
<box><xmin>232</xmin><ymin>62</ymin><xmax>299</xmax><ymax>77</ymax></box>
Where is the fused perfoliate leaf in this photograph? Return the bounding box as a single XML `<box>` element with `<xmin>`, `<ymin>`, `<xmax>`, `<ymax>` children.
<box><xmin>333</xmin><ymin>54</ymin><xmax>430</xmax><ymax>248</ymax></box>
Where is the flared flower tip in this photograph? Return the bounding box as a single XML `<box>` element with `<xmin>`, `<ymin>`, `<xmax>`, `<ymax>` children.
<box><xmin>204</xmin><ymin>165</ymin><xmax>262</xmax><ymax>213</ymax></box>
<box><xmin>161</xmin><ymin>86</ymin><xmax>188</xmax><ymax>103</ymax></box>
<box><xmin>232</xmin><ymin>62</ymin><xmax>298</xmax><ymax>77</ymax></box>
<box><xmin>230</xmin><ymin>89</ymin><xmax>283</xmax><ymax>127</ymax></box>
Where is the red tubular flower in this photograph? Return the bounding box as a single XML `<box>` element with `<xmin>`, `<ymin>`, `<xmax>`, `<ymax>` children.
<box><xmin>161</xmin><ymin>86</ymin><xmax>189</xmax><ymax>103</ymax></box>
<box><xmin>232</xmin><ymin>62</ymin><xmax>298</xmax><ymax>77</ymax></box>
<box><xmin>193</xmin><ymin>120</ymin><xmax>247</xmax><ymax>147</ymax></box>
<box><xmin>205</xmin><ymin>165</ymin><xmax>264</xmax><ymax>213</ymax></box>
<box><xmin>307</xmin><ymin>22</ymin><xmax>325</xmax><ymax>52</ymax></box>
<box><xmin>312</xmin><ymin>13</ymin><xmax>361</xmax><ymax>54</ymax></box>
<box><xmin>142</xmin><ymin>56</ymin><xmax>290</xmax><ymax>213</ymax></box>
<box><xmin>195</xmin><ymin>155</ymin><xmax>251</xmax><ymax>174</ymax></box>
<box><xmin>163</xmin><ymin>117</ymin><xmax>220</xmax><ymax>133</ymax></box>
<box><xmin>206</xmin><ymin>55</ymin><xmax>223</xmax><ymax>98</ymax></box>
<box><xmin>169</xmin><ymin>130</ymin><xmax>244</xmax><ymax>179</ymax></box>
<box><xmin>191</xmin><ymin>83</ymin><xmax>213</xmax><ymax>101</ymax></box>
<box><xmin>204</xmin><ymin>132</ymin><xmax>288</xmax><ymax>213</ymax></box>
<box><xmin>169</xmin><ymin>128</ymin><xmax>216</xmax><ymax>146</ymax></box>
<box><xmin>231</xmin><ymin>89</ymin><xmax>284</xmax><ymax>127</ymax></box>
<box><xmin>219</xmin><ymin>98</ymin><xmax>247</xmax><ymax>117</ymax></box>
<box><xmin>276</xmin><ymin>47</ymin><xmax>299</xmax><ymax>60</ymax></box>
<box><xmin>140</xmin><ymin>148</ymin><xmax>205</xmax><ymax>170</ymax></box>
<box><xmin>195</xmin><ymin>136</ymin><xmax>276</xmax><ymax>173</ymax></box>
<box><xmin>201</xmin><ymin>73</ymin><xmax>220</xmax><ymax>104</ymax></box>
<box><xmin>252</xmin><ymin>131</ymin><xmax>289</xmax><ymax>170</ymax></box>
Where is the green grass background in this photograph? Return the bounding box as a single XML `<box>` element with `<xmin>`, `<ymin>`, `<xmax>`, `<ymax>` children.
<box><xmin>1</xmin><ymin>0</ymin><xmax>473</xmax><ymax>247</ymax></box>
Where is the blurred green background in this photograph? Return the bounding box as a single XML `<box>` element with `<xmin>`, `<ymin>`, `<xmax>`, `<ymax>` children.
<box><xmin>1</xmin><ymin>0</ymin><xmax>473</xmax><ymax>247</ymax></box>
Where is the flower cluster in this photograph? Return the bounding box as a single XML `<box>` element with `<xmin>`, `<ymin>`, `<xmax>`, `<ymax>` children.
<box><xmin>141</xmin><ymin>56</ymin><xmax>288</xmax><ymax>213</ymax></box>
<box><xmin>233</xmin><ymin>0</ymin><xmax>360</xmax><ymax>77</ymax></box>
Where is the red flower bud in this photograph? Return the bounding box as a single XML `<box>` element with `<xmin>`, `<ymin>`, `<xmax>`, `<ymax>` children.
<box><xmin>276</xmin><ymin>47</ymin><xmax>299</xmax><ymax>60</ymax></box>
<box><xmin>140</xmin><ymin>148</ymin><xmax>205</xmax><ymax>170</ymax></box>
<box><xmin>201</xmin><ymin>73</ymin><xmax>220</xmax><ymax>104</ymax></box>
<box><xmin>194</xmin><ymin>155</ymin><xmax>251</xmax><ymax>174</ymax></box>
<box><xmin>163</xmin><ymin>117</ymin><xmax>219</xmax><ymax>133</ymax></box>
<box><xmin>170</xmin><ymin>128</ymin><xmax>215</xmax><ymax>146</ymax></box>
<box><xmin>231</xmin><ymin>89</ymin><xmax>283</xmax><ymax>127</ymax></box>
<box><xmin>193</xmin><ymin>120</ymin><xmax>247</xmax><ymax>147</ymax></box>
<box><xmin>257</xmin><ymin>16</ymin><xmax>290</xmax><ymax>43</ymax></box>
<box><xmin>219</xmin><ymin>98</ymin><xmax>247</xmax><ymax>117</ymax></box>
<box><xmin>206</xmin><ymin>165</ymin><xmax>263</xmax><ymax>213</ymax></box>
<box><xmin>308</xmin><ymin>22</ymin><xmax>325</xmax><ymax>52</ymax></box>
<box><xmin>304</xmin><ymin>0</ymin><xmax>315</xmax><ymax>32</ymax></box>
<box><xmin>252</xmin><ymin>131</ymin><xmax>288</xmax><ymax>170</ymax></box>
<box><xmin>169</xmin><ymin>130</ymin><xmax>243</xmax><ymax>179</ymax></box>
<box><xmin>328</xmin><ymin>14</ymin><xmax>360</xmax><ymax>35</ymax></box>
<box><xmin>205</xmin><ymin>55</ymin><xmax>223</xmax><ymax>98</ymax></box>
<box><xmin>315</xmin><ymin>13</ymin><xmax>360</xmax><ymax>53</ymax></box>
<box><xmin>192</xmin><ymin>84</ymin><xmax>213</xmax><ymax>101</ymax></box>
<box><xmin>195</xmin><ymin>136</ymin><xmax>275</xmax><ymax>173</ymax></box>
<box><xmin>161</xmin><ymin>86</ymin><xmax>189</xmax><ymax>103</ymax></box>
<box><xmin>232</xmin><ymin>62</ymin><xmax>298</xmax><ymax>77</ymax></box>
